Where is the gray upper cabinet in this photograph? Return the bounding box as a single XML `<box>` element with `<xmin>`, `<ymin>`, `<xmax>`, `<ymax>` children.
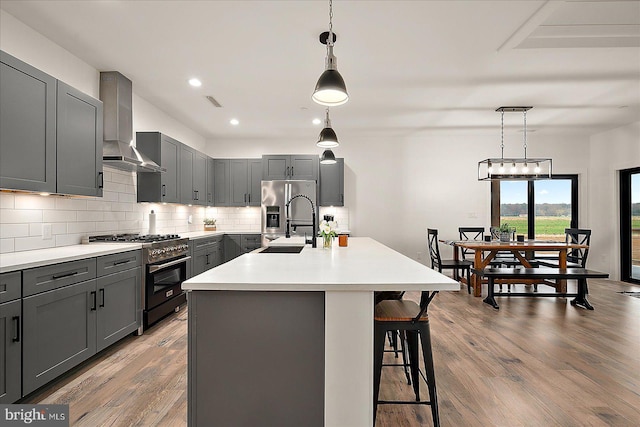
<box><xmin>180</xmin><ymin>144</ymin><xmax>207</xmax><ymax>206</ymax></box>
<box><xmin>137</xmin><ymin>132</ymin><xmax>181</xmax><ymax>203</ymax></box>
<box><xmin>262</xmin><ymin>155</ymin><xmax>318</xmax><ymax>181</ymax></box>
<box><xmin>56</xmin><ymin>81</ymin><xmax>103</xmax><ymax>197</ymax></box>
<box><xmin>214</xmin><ymin>159</ymin><xmax>262</xmax><ymax>207</ymax></box>
<box><xmin>0</xmin><ymin>50</ymin><xmax>57</xmax><ymax>193</ymax></box>
<box><xmin>213</xmin><ymin>159</ymin><xmax>230</xmax><ymax>206</ymax></box>
<box><xmin>206</xmin><ymin>157</ymin><xmax>215</xmax><ymax>206</ymax></box>
<box><xmin>319</xmin><ymin>158</ymin><xmax>344</xmax><ymax>206</ymax></box>
<box><xmin>0</xmin><ymin>50</ymin><xmax>104</xmax><ymax>197</ymax></box>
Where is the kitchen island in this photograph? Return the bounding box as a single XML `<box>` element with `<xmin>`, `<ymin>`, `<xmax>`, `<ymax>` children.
<box><xmin>182</xmin><ymin>237</ymin><xmax>458</xmax><ymax>427</ymax></box>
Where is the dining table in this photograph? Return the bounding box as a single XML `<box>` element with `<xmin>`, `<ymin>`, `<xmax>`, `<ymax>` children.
<box><xmin>442</xmin><ymin>239</ymin><xmax>589</xmax><ymax>297</ymax></box>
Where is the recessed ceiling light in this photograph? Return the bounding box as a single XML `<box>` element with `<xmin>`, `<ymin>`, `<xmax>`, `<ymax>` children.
<box><xmin>188</xmin><ymin>78</ymin><xmax>202</xmax><ymax>87</ymax></box>
<box><xmin>230</xmin><ymin>118</ymin><xmax>239</xmax><ymax>126</ymax></box>
<box><xmin>312</xmin><ymin>118</ymin><xmax>322</xmax><ymax>125</ymax></box>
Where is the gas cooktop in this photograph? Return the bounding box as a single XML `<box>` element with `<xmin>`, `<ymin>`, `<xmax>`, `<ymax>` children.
<box><xmin>87</xmin><ymin>233</ymin><xmax>181</xmax><ymax>243</ymax></box>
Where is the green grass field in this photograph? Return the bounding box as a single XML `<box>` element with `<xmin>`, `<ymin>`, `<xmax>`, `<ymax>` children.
<box><xmin>500</xmin><ymin>216</ymin><xmax>640</xmax><ymax>235</ymax></box>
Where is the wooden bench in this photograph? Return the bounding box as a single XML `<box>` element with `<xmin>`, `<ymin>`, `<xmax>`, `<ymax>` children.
<box><xmin>472</xmin><ymin>267</ymin><xmax>609</xmax><ymax>310</ymax></box>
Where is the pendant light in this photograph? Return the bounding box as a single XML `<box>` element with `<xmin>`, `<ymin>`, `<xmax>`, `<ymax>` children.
<box><xmin>320</xmin><ymin>149</ymin><xmax>337</xmax><ymax>164</ymax></box>
<box><xmin>312</xmin><ymin>0</ymin><xmax>349</xmax><ymax>107</ymax></box>
<box><xmin>317</xmin><ymin>108</ymin><xmax>339</xmax><ymax>148</ymax></box>
<box><xmin>478</xmin><ymin>106</ymin><xmax>552</xmax><ymax>181</ymax></box>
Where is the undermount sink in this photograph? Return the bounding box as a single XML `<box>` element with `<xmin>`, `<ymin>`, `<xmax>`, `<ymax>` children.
<box><xmin>259</xmin><ymin>246</ymin><xmax>304</xmax><ymax>254</ymax></box>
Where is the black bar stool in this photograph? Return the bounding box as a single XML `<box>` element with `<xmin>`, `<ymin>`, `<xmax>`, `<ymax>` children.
<box><xmin>373</xmin><ymin>291</ymin><xmax>440</xmax><ymax>426</ymax></box>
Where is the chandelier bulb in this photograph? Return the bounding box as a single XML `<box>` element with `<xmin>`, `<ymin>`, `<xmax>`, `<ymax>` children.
<box><xmin>534</xmin><ymin>163</ymin><xmax>541</xmax><ymax>173</ymax></box>
<box><xmin>499</xmin><ymin>163</ymin><xmax>505</xmax><ymax>174</ymax></box>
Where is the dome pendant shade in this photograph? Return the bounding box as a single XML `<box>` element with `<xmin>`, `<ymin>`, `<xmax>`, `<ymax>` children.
<box><xmin>320</xmin><ymin>149</ymin><xmax>337</xmax><ymax>164</ymax></box>
<box><xmin>312</xmin><ymin>69</ymin><xmax>349</xmax><ymax>106</ymax></box>
<box><xmin>317</xmin><ymin>126</ymin><xmax>339</xmax><ymax>148</ymax></box>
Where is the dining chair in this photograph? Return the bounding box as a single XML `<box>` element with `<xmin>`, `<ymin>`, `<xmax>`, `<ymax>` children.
<box><xmin>427</xmin><ymin>229</ymin><xmax>472</xmax><ymax>293</ymax></box>
<box><xmin>536</xmin><ymin>228</ymin><xmax>591</xmax><ymax>268</ymax></box>
<box><xmin>373</xmin><ymin>291</ymin><xmax>440</xmax><ymax>426</ymax></box>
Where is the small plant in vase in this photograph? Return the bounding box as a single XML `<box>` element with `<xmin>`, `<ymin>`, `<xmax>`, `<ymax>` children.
<box><xmin>499</xmin><ymin>222</ymin><xmax>512</xmax><ymax>242</ymax></box>
<box><xmin>203</xmin><ymin>218</ymin><xmax>217</xmax><ymax>231</ymax></box>
<box><xmin>319</xmin><ymin>220</ymin><xmax>338</xmax><ymax>249</ymax></box>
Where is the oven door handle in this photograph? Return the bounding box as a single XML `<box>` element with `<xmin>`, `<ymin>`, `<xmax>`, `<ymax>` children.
<box><xmin>148</xmin><ymin>256</ymin><xmax>191</xmax><ymax>273</ymax></box>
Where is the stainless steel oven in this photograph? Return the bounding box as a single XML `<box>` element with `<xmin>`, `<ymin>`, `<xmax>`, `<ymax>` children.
<box><xmin>142</xmin><ymin>238</ymin><xmax>190</xmax><ymax>330</ymax></box>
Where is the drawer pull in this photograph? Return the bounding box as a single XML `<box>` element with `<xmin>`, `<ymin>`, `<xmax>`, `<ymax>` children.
<box><xmin>12</xmin><ymin>316</ymin><xmax>20</xmax><ymax>342</ymax></box>
<box><xmin>113</xmin><ymin>259</ymin><xmax>131</xmax><ymax>266</ymax></box>
<box><xmin>52</xmin><ymin>271</ymin><xmax>79</xmax><ymax>280</ymax></box>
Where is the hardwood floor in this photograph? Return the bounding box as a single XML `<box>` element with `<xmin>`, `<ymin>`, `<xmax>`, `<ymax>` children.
<box><xmin>24</xmin><ymin>279</ymin><xmax>640</xmax><ymax>426</ymax></box>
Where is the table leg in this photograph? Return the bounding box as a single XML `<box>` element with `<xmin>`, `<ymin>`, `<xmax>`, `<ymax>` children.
<box><xmin>473</xmin><ymin>250</ymin><xmax>483</xmax><ymax>297</ymax></box>
<box><xmin>558</xmin><ymin>250</ymin><xmax>567</xmax><ymax>293</ymax></box>
<box><xmin>483</xmin><ymin>277</ymin><xmax>499</xmax><ymax>309</ymax></box>
<box><xmin>570</xmin><ymin>278</ymin><xmax>594</xmax><ymax>310</ymax></box>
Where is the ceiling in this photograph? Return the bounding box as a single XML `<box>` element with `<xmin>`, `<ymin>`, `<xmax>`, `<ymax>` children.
<box><xmin>2</xmin><ymin>0</ymin><xmax>639</xmax><ymax>142</ymax></box>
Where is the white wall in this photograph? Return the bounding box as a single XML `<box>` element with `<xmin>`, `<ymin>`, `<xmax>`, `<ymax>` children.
<box><xmin>588</xmin><ymin>121</ymin><xmax>640</xmax><ymax>280</ymax></box>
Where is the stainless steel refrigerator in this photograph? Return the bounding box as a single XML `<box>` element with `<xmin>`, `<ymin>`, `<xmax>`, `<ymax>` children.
<box><xmin>261</xmin><ymin>180</ymin><xmax>317</xmax><ymax>246</ymax></box>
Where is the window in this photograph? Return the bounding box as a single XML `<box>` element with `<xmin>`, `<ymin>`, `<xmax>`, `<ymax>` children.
<box><xmin>492</xmin><ymin>175</ymin><xmax>578</xmax><ymax>240</ymax></box>
<box><xmin>620</xmin><ymin>167</ymin><xmax>640</xmax><ymax>284</ymax></box>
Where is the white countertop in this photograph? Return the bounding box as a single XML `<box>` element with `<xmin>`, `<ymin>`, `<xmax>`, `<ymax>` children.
<box><xmin>183</xmin><ymin>237</ymin><xmax>459</xmax><ymax>292</ymax></box>
<box><xmin>0</xmin><ymin>243</ymin><xmax>143</xmax><ymax>273</ymax></box>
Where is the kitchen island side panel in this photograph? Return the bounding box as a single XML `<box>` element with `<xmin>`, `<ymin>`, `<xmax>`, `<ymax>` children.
<box><xmin>188</xmin><ymin>290</ymin><xmax>325</xmax><ymax>427</ymax></box>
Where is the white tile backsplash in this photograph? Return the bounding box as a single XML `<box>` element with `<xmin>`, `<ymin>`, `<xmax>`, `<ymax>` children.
<box><xmin>0</xmin><ymin>167</ymin><xmax>349</xmax><ymax>253</ymax></box>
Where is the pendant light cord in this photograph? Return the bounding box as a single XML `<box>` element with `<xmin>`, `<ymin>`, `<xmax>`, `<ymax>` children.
<box><xmin>523</xmin><ymin>110</ymin><xmax>527</xmax><ymax>158</ymax></box>
<box><xmin>500</xmin><ymin>110</ymin><xmax>504</xmax><ymax>159</ymax></box>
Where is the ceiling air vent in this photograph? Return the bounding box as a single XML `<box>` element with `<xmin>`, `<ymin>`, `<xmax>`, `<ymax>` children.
<box><xmin>206</xmin><ymin>96</ymin><xmax>223</xmax><ymax>108</ymax></box>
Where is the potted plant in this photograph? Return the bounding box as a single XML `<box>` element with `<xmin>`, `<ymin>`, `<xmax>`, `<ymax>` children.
<box><xmin>203</xmin><ymin>218</ymin><xmax>217</xmax><ymax>231</ymax></box>
<box><xmin>499</xmin><ymin>222</ymin><xmax>512</xmax><ymax>242</ymax></box>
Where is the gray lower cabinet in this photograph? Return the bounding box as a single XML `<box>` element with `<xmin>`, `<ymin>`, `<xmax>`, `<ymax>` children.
<box><xmin>0</xmin><ymin>271</ymin><xmax>22</xmax><ymax>404</ymax></box>
<box><xmin>56</xmin><ymin>81</ymin><xmax>103</xmax><ymax>197</ymax></box>
<box><xmin>22</xmin><ymin>278</ymin><xmax>97</xmax><ymax>395</ymax></box>
<box><xmin>136</xmin><ymin>132</ymin><xmax>181</xmax><ymax>203</ymax></box>
<box><xmin>241</xmin><ymin>234</ymin><xmax>262</xmax><ymax>253</ymax></box>
<box><xmin>319</xmin><ymin>158</ymin><xmax>344</xmax><ymax>206</ymax></box>
<box><xmin>262</xmin><ymin>155</ymin><xmax>318</xmax><ymax>181</ymax></box>
<box><xmin>0</xmin><ymin>50</ymin><xmax>57</xmax><ymax>193</ymax></box>
<box><xmin>21</xmin><ymin>250</ymin><xmax>141</xmax><ymax>398</ymax></box>
<box><xmin>96</xmin><ymin>267</ymin><xmax>140</xmax><ymax>352</ymax></box>
<box><xmin>192</xmin><ymin>236</ymin><xmax>224</xmax><ymax>275</ymax></box>
<box><xmin>224</xmin><ymin>234</ymin><xmax>242</xmax><ymax>262</ymax></box>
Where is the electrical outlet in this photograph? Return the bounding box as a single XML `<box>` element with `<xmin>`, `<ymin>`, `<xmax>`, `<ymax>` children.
<box><xmin>42</xmin><ymin>223</ymin><xmax>52</xmax><ymax>240</ymax></box>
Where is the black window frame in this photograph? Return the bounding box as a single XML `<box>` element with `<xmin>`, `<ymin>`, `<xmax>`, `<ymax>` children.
<box><xmin>620</xmin><ymin>167</ymin><xmax>640</xmax><ymax>284</ymax></box>
<box><xmin>491</xmin><ymin>174</ymin><xmax>578</xmax><ymax>239</ymax></box>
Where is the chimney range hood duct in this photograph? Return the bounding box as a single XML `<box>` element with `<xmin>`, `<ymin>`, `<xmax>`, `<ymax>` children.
<box><xmin>99</xmin><ymin>72</ymin><xmax>165</xmax><ymax>173</ymax></box>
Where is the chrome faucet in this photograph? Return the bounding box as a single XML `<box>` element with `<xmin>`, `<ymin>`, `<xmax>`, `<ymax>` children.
<box><xmin>285</xmin><ymin>194</ymin><xmax>317</xmax><ymax>248</ymax></box>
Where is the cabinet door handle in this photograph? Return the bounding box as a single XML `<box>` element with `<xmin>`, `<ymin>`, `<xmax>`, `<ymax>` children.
<box><xmin>248</xmin><ymin>193</ymin><xmax>251</xmax><ymax>203</ymax></box>
<box><xmin>90</xmin><ymin>291</ymin><xmax>97</xmax><ymax>311</ymax></box>
<box><xmin>340</xmin><ymin>194</ymin><xmax>344</xmax><ymax>203</ymax></box>
<box><xmin>291</xmin><ymin>166</ymin><xmax>294</xmax><ymax>177</ymax></box>
<box><xmin>286</xmin><ymin>166</ymin><xmax>290</xmax><ymax>177</ymax></box>
<box><xmin>206</xmin><ymin>254</ymin><xmax>210</xmax><ymax>265</ymax></box>
<box><xmin>98</xmin><ymin>172</ymin><xmax>104</xmax><ymax>189</ymax></box>
<box><xmin>162</xmin><ymin>184</ymin><xmax>166</xmax><ymax>197</ymax></box>
<box><xmin>99</xmin><ymin>288</ymin><xmax>105</xmax><ymax>308</ymax></box>
<box><xmin>52</xmin><ymin>271</ymin><xmax>78</xmax><ymax>280</ymax></box>
<box><xmin>12</xmin><ymin>316</ymin><xmax>20</xmax><ymax>342</ymax></box>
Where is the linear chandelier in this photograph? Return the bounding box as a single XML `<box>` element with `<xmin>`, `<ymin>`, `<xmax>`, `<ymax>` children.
<box><xmin>478</xmin><ymin>106</ymin><xmax>552</xmax><ymax>181</ymax></box>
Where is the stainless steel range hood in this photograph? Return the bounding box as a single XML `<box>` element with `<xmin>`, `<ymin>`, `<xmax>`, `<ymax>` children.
<box><xmin>100</xmin><ymin>72</ymin><xmax>165</xmax><ymax>173</ymax></box>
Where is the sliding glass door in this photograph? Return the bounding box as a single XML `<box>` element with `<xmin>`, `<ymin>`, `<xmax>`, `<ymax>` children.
<box><xmin>620</xmin><ymin>167</ymin><xmax>640</xmax><ymax>284</ymax></box>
